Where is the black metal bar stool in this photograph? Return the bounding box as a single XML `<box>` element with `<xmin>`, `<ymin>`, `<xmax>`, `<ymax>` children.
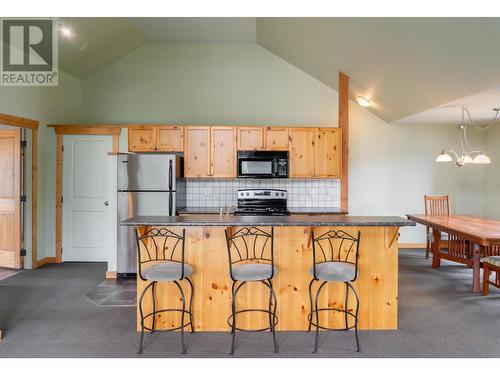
<box><xmin>225</xmin><ymin>226</ymin><xmax>278</xmax><ymax>354</ymax></box>
<box><xmin>308</xmin><ymin>229</ymin><xmax>361</xmax><ymax>353</ymax></box>
<box><xmin>136</xmin><ymin>227</ymin><xmax>194</xmax><ymax>355</ymax></box>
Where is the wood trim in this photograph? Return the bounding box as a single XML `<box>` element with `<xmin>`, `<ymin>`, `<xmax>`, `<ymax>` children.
<box><xmin>0</xmin><ymin>113</ymin><xmax>39</xmax><ymax>130</ymax></box>
<box><xmin>36</xmin><ymin>257</ymin><xmax>56</xmax><ymax>267</ymax></box>
<box><xmin>399</xmin><ymin>243</ymin><xmax>426</xmax><ymax>249</ymax></box>
<box><xmin>339</xmin><ymin>72</ymin><xmax>349</xmax><ymax>211</ymax></box>
<box><xmin>105</xmin><ymin>271</ymin><xmax>117</xmax><ymax>279</ymax></box>
<box><xmin>55</xmin><ymin>134</ymin><xmax>63</xmax><ymax>263</ymax></box>
<box><xmin>31</xmin><ymin>129</ymin><xmax>38</xmax><ymax>268</ymax></box>
<box><xmin>49</xmin><ymin>125</ymin><xmax>121</xmax><ymax>136</ymax></box>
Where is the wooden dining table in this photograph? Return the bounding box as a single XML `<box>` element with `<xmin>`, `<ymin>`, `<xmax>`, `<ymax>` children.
<box><xmin>407</xmin><ymin>214</ymin><xmax>500</xmax><ymax>293</ymax></box>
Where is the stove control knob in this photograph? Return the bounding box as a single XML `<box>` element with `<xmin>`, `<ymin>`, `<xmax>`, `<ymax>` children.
<box><xmin>281</xmin><ymin>193</ymin><xmax>284</xmax><ymax>196</ymax></box>
<box><xmin>246</xmin><ymin>192</ymin><xmax>250</xmax><ymax>196</ymax></box>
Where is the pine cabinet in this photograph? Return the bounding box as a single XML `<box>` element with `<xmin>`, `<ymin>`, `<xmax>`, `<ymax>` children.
<box><xmin>237</xmin><ymin>126</ymin><xmax>289</xmax><ymax>151</ymax></box>
<box><xmin>211</xmin><ymin>127</ymin><xmax>237</xmax><ymax>177</ymax></box>
<box><xmin>315</xmin><ymin>128</ymin><xmax>342</xmax><ymax>178</ymax></box>
<box><xmin>128</xmin><ymin>126</ymin><xmax>156</xmax><ymax>152</ymax></box>
<box><xmin>128</xmin><ymin>125</ymin><xmax>184</xmax><ymax>152</ymax></box>
<box><xmin>289</xmin><ymin>128</ymin><xmax>316</xmax><ymax>178</ymax></box>
<box><xmin>184</xmin><ymin>126</ymin><xmax>211</xmax><ymax>178</ymax></box>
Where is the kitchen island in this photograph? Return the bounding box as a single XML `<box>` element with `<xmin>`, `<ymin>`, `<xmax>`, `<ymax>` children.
<box><xmin>122</xmin><ymin>215</ymin><xmax>415</xmax><ymax>332</ymax></box>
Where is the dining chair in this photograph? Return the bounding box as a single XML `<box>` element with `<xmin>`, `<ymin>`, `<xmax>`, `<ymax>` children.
<box><xmin>424</xmin><ymin>195</ymin><xmax>451</xmax><ymax>259</ymax></box>
<box><xmin>482</xmin><ymin>245</ymin><xmax>500</xmax><ymax>296</ymax></box>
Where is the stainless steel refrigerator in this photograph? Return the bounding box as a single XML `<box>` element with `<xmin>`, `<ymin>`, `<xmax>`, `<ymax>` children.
<box><xmin>117</xmin><ymin>153</ymin><xmax>186</xmax><ymax>276</ymax></box>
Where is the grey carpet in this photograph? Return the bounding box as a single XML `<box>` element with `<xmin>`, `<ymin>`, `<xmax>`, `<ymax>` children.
<box><xmin>0</xmin><ymin>268</ymin><xmax>20</xmax><ymax>281</ymax></box>
<box><xmin>0</xmin><ymin>249</ymin><xmax>499</xmax><ymax>358</ymax></box>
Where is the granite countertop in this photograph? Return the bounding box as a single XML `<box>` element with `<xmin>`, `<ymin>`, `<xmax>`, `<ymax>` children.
<box><xmin>122</xmin><ymin>215</ymin><xmax>415</xmax><ymax>227</ymax></box>
<box><xmin>176</xmin><ymin>207</ymin><xmax>348</xmax><ymax>215</ymax></box>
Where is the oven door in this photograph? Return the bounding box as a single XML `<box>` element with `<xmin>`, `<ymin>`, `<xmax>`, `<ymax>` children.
<box><xmin>238</xmin><ymin>158</ymin><xmax>276</xmax><ymax>178</ymax></box>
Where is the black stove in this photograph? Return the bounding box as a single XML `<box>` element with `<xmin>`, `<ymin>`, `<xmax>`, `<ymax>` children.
<box><xmin>234</xmin><ymin>189</ymin><xmax>290</xmax><ymax>216</ymax></box>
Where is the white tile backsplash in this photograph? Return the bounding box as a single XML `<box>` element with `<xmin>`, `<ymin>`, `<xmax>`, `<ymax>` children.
<box><xmin>185</xmin><ymin>179</ymin><xmax>340</xmax><ymax>208</ymax></box>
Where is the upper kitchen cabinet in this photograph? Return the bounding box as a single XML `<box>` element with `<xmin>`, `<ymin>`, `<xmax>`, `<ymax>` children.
<box><xmin>315</xmin><ymin>128</ymin><xmax>342</xmax><ymax>178</ymax></box>
<box><xmin>237</xmin><ymin>127</ymin><xmax>263</xmax><ymax>150</ymax></box>
<box><xmin>128</xmin><ymin>125</ymin><xmax>156</xmax><ymax>152</ymax></box>
<box><xmin>264</xmin><ymin>127</ymin><xmax>289</xmax><ymax>150</ymax></box>
<box><xmin>128</xmin><ymin>125</ymin><xmax>184</xmax><ymax>152</ymax></box>
<box><xmin>237</xmin><ymin>126</ymin><xmax>289</xmax><ymax>151</ymax></box>
<box><xmin>184</xmin><ymin>126</ymin><xmax>211</xmax><ymax>178</ymax></box>
<box><xmin>156</xmin><ymin>126</ymin><xmax>184</xmax><ymax>152</ymax></box>
<box><xmin>289</xmin><ymin>127</ymin><xmax>315</xmax><ymax>178</ymax></box>
<box><xmin>211</xmin><ymin>126</ymin><xmax>237</xmax><ymax>178</ymax></box>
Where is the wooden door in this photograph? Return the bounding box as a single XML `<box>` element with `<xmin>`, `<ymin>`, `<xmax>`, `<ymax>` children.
<box><xmin>157</xmin><ymin>126</ymin><xmax>184</xmax><ymax>152</ymax></box>
<box><xmin>289</xmin><ymin>128</ymin><xmax>315</xmax><ymax>178</ymax></box>
<box><xmin>211</xmin><ymin>127</ymin><xmax>236</xmax><ymax>178</ymax></box>
<box><xmin>0</xmin><ymin>129</ymin><xmax>21</xmax><ymax>269</ymax></box>
<box><xmin>184</xmin><ymin>126</ymin><xmax>211</xmax><ymax>178</ymax></box>
<box><xmin>62</xmin><ymin>135</ymin><xmax>113</xmax><ymax>261</ymax></box>
<box><xmin>237</xmin><ymin>127</ymin><xmax>263</xmax><ymax>150</ymax></box>
<box><xmin>264</xmin><ymin>127</ymin><xmax>289</xmax><ymax>150</ymax></box>
<box><xmin>128</xmin><ymin>126</ymin><xmax>156</xmax><ymax>152</ymax></box>
<box><xmin>315</xmin><ymin>128</ymin><xmax>342</xmax><ymax>178</ymax></box>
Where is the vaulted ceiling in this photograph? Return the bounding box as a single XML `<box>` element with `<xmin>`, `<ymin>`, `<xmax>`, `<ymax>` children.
<box><xmin>57</xmin><ymin>17</ymin><xmax>500</xmax><ymax>124</ymax></box>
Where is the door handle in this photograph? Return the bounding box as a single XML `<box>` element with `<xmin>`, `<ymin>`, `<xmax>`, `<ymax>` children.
<box><xmin>104</xmin><ymin>201</ymin><xmax>109</xmax><ymax>206</ymax></box>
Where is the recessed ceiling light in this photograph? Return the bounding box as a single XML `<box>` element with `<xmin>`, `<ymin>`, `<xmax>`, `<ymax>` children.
<box><xmin>60</xmin><ymin>25</ymin><xmax>73</xmax><ymax>39</ymax></box>
<box><xmin>356</xmin><ymin>96</ymin><xmax>371</xmax><ymax>107</ymax></box>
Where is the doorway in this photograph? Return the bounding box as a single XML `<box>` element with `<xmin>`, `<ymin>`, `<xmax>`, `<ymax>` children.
<box><xmin>0</xmin><ymin>128</ymin><xmax>22</xmax><ymax>269</ymax></box>
<box><xmin>61</xmin><ymin>135</ymin><xmax>114</xmax><ymax>262</ymax></box>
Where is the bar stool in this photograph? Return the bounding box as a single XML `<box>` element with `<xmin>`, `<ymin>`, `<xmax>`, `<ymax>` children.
<box><xmin>136</xmin><ymin>227</ymin><xmax>194</xmax><ymax>355</ymax></box>
<box><xmin>225</xmin><ymin>226</ymin><xmax>278</xmax><ymax>354</ymax></box>
<box><xmin>308</xmin><ymin>229</ymin><xmax>361</xmax><ymax>353</ymax></box>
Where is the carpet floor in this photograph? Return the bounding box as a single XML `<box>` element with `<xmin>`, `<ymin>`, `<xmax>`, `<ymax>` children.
<box><xmin>0</xmin><ymin>249</ymin><xmax>499</xmax><ymax>358</ymax></box>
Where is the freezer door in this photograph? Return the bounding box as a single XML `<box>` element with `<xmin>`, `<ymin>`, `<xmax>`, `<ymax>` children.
<box><xmin>118</xmin><ymin>154</ymin><xmax>178</xmax><ymax>191</ymax></box>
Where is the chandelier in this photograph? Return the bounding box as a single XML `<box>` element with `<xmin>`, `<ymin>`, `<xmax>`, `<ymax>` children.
<box><xmin>436</xmin><ymin>106</ymin><xmax>497</xmax><ymax>167</ymax></box>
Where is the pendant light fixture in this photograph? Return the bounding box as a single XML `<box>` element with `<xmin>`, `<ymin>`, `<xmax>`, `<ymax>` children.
<box><xmin>436</xmin><ymin>106</ymin><xmax>497</xmax><ymax>167</ymax></box>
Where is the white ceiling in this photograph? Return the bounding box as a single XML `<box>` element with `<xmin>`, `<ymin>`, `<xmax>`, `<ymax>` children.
<box><xmin>131</xmin><ymin>17</ymin><xmax>256</xmax><ymax>43</ymax></box>
<box><xmin>394</xmin><ymin>85</ymin><xmax>500</xmax><ymax>125</ymax></box>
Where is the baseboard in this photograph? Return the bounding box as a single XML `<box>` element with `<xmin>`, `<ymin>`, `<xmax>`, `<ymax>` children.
<box><xmin>399</xmin><ymin>243</ymin><xmax>426</xmax><ymax>249</ymax></box>
<box><xmin>35</xmin><ymin>257</ymin><xmax>57</xmax><ymax>268</ymax></box>
<box><xmin>105</xmin><ymin>271</ymin><xmax>117</xmax><ymax>279</ymax></box>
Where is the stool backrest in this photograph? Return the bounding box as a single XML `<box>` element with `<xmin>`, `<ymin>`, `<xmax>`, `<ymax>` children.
<box><xmin>135</xmin><ymin>227</ymin><xmax>186</xmax><ymax>281</ymax></box>
<box><xmin>424</xmin><ymin>195</ymin><xmax>451</xmax><ymax>216</ymax></box>
<box><xmin>312</xmin><ymin>229</ymin><xmax>361</xmax><ymax>278</ymax></box>
<box><xmin>225</xmin><ymin>226</ymin><xmax>274</xmax><ymax>280</ymax></box>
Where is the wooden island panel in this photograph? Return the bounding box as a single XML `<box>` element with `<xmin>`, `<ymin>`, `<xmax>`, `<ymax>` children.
<box><xmin>136</xmin><ymin>225</ymin><xmax>399</xmax><ymax>332</ymax></box>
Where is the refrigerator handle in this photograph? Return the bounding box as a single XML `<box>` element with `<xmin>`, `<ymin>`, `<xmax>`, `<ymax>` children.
<box><xmin>168</xmin><ymin>159</ymin><xmax>173</xmax><ymax>191</ymax></box>
<box><xmin>169</xmin><ymin>191</ymin><xmax>173</xmax><ymax>216</ymax></box>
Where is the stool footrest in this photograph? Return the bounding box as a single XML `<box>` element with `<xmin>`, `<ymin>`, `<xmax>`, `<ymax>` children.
<box><xmin>307</xmin><ymin>308</ymin><xmax>357</xmax><ymax>331</ymax></box>
<box><xmin>140</xmin><ymin>308</ymin><xmax>193</xmax><ymax>332</ymax></box>
<box><xmin>227</xmin><ymin>308</ymin><xmax>279</xmax><ymax>332</ymax></box>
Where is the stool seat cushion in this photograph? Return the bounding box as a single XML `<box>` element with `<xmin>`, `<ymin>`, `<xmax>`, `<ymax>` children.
<box><xmin>310</xmin><ymin>261</ymin><xmax>356</xmax><ymax>282</ymax></box>
<box><xmin>232</xmin><ymin>263</ymin><xmax>277</xmax><ymax>281</ymax></box>
<box><xmin>482</xmin><ymin>256</ymin><xmax>500</xmax><ymax>267</ymax></box>
<box><xmin>143</xmin><ymin>261</ymin><xmax>193</xmax><ymax>281</ymax></box>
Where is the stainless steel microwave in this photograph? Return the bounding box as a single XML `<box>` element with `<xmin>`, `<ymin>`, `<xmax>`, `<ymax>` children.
<box><xmin>237</xmin><ymin>151</ymin><xmax>289</xmax><ymax>178</ymax></box>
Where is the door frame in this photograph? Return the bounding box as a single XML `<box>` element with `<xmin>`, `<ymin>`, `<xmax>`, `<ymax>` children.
<box><xmin>49</xmin><ymin>125</ymin><xmax>121</xmax><ymax>265</ymax></box>
<box><xmin>0</xmin><ymin>113</ymin><xmax>39</xmax><ymax>269</ymax></box>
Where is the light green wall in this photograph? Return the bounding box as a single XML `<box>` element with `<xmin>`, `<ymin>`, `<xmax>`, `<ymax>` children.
<box><xmin>81</xmin><ymin>42</ymin><xmax>488</xmax><ymax>244</ymax></box>
<box><xmin>484</xmin><ymin>126</ymin><xmax>500</xmax><ymax>219</ymax></box>
<box><xmin>0</xmin><ymin>71</ymin><xmax>82</xmax><ymax>268</ymax></box>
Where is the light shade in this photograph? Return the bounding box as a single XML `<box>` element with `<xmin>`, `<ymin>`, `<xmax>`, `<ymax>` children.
<box><xmin>457</xmin><ymin>154</ymin><xmax>473</xmax><ymax>165</ymax></box>
<box><xmin>356</xmin><ymin>96</ymin><xmax>371</xmax><ymax>107</ymax></box>
<box><xmin>473</xmin><ymin>153</ymin><xmax>491</xmax><ymax>164</ymax></box>
<box><xmin>436</xmin><ymin>151</ymin><xmax>452</xmax><ymax>162</ymax></box>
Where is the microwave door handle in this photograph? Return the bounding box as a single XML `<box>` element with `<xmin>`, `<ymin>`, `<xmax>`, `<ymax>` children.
<box><xmin>272</xmin><ymin>160</ymin><xmax>278</xmax><ymax>175</ymax></box>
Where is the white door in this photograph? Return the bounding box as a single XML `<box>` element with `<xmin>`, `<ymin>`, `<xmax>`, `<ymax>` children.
<box><xmin>62</xmin><ymin>135</ymin><xmax>113</xmax><ymax>262</ymax></box>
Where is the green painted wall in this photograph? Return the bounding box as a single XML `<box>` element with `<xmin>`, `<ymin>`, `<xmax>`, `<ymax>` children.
<box><xmin>0</xmin><ymin>71</ymin><xmax>82</xmax><ymax>268</ymax></box>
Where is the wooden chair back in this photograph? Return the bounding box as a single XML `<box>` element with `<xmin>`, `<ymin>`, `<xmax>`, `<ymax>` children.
<box><xmin>424</xmin><ymin>195</ymin><xmax>451</xmax><ymax>216</ymax></box>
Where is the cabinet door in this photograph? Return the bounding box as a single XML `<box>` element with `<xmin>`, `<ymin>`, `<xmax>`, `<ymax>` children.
<box><xmin>128</xmin><ymin>126</ymin><xmax>156</xmax><ymax>152</ymax></box>
<box><xmin>157</xmin><ymin>126</ymin><xmax>184</xmax><ymax>152</ymax></box>
<box><xmin>237</xmin><ymin>127</ymin><xmax>263</xmax><ymax>150</ymax></box>
<box><xmin>315</xmin><ymin>128</ymin><xmax>342</xmax><ymax>178</ymax></box>
<box><xmin>184</xmin><ymin>127</ymin><xmax>211</xmax><ymax>178</ymax></box>
<box><xmin>264</xmin><ymin>127</ymin><xmax>289</xmax><ymax>150</ymax></box>
<box><xmin>289</xmin><ymin>128</ymin><xmax>315</xmax><ymax>178</ymax></box>
<box><xmin>211</xmin><ymin>126</ymin><xmax>236</xmax><ymax>178</ymax></box>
